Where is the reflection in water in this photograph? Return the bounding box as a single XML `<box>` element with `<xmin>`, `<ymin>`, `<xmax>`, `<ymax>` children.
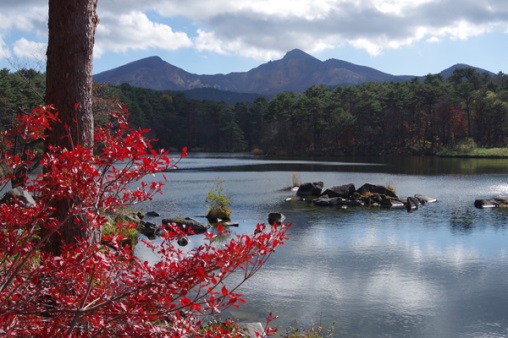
<box><xmin>136</xmin><ymin>155</ymin><xmax>508</xmax><ymax>338</ymax></box>
<box><xmin>174</xmin><ymin>154</ymin><xmax>508</xmax><ymax>176</ymax></box>
<box><xmin>450</xmin><ymin>208</ymin><xmax>474</xmax><ymax>233</ymax></box>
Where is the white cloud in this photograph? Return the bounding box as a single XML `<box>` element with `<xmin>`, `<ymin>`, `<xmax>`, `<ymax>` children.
<box><xmin>194</xmin><ymin>29</ymin><xmax>283</xmax><ymax>61</ymax></box>
<box><xmin>0</xmin><ymin>36</ymin><xmax>10</xmax><ymax>59</ymax></box>
<box><xmin>0</xmin><ymin>5</ymin><xmax>46</xmax><ymax>35</ymax></box>
<box><xmin>94</xmin><ymin>11</ymin><xmax>192</xmax><ymax>57</ymax></box>
<box><xmin>372</xmin><ymin>0</ymin><xmax>435</xmax><ymax>15</ymax></box>
<box><xmin>437</xmin><ymin>20</ymin><xmax>492</xmax><ymax>41</ymax></box>
<box><xmin>140</xmin><ymin>0</ymin><xmax>508</xmax><ymax>59</ymax></box>
<box><xmin>13</xmin><ymin>38</ymin><xmax>46</xmax><ymax>60</ymax></box>
<box><xmin>2</xmin><ymin>0</ymin><xmax>508</xmax><ymax>66</ymax></box>
<box><xmin>350</xmin><ymin>38</ymin><xmax>383</xmax><ymax>56</ymax></box>
<box><xmin>232</xmin><ymin>0</ymin><xmax>336</xmax><ymax>20</ymax></box>
<box><xmin>194</xmin><ymin>30</ymin><xmax>227</xmax><ymax>55</ymax></box>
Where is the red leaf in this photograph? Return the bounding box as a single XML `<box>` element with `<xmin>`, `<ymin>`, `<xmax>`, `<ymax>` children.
<box><xmin>181</xmin><ymin>146</ymin><xmax>188</xmax><ymax>158</ymax></box>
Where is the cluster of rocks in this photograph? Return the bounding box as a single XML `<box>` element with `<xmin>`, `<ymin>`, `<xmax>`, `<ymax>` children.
<box><xmin>136</xmin><ymin>216</ymin><xmax>208</xmax><ymax>238</ymax></box>
<box><xmin>293</xmin><ymin>181</ymin><xmax>436</xmax><ymax>212</ymax></box>
<box><xmin>474</xmin><ymin>196</ymin><xmax>508</xmax><ymax>209</ymax></box>
<box><xmin>137</xmin><ymin>211</ymin><xmax>287</xmax><ymax>245</ymax></box>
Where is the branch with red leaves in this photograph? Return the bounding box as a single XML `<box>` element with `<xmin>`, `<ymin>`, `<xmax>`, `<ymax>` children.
<box><xmin>0</xmin><ymin>105</ymin><xmax>288</xmax><ymax>337</ymax></box>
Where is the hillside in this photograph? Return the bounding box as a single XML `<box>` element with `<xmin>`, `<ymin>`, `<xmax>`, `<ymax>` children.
<box><xmin>93</xmin><ymin>49</ymin><xmax>495</xmax><ymax>96</ymax></box>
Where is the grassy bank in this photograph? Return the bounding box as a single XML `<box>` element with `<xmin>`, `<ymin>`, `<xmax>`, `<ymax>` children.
<box><xmin>438</xmin><ymin>138</ymin><xmax>508</xmax><ymax>158</ymax></box>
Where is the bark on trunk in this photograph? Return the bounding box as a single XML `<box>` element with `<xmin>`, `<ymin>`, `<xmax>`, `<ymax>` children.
<box><xmin>43</xmin><ymin>0</ymin><xmax>99</xmax><ymax>255</ymax></box>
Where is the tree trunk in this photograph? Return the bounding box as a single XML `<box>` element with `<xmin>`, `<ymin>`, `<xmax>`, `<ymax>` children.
<box><xmin>46</xmin><ymin>0</ymin><xmax>97</xmax><ymax>148</ymax></box>
<box><xmin>43</xmin><ymin>0</ymin><xmax>98</xmax><ymax>255</ymax></box>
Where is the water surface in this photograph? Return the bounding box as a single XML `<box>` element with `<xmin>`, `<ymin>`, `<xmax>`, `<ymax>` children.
<box><xmin>135</xmin><ymin>154</ymin><xmax>508</xmax><ymax>337</ymax></box>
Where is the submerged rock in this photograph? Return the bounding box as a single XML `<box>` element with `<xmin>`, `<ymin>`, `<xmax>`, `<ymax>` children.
<box><xmin>313</xmin><ymin>195</ymin><xmax>341</xmax><ymax>206</ymax></box>
<box><xmin>414</xmin><ymin>194</ymin><xmax>437</xmax><ymax>204</ymax></box>
<box><xmin>145</xmin><ymin>211</ymin><xmax>160</xmax><ymax>217</ymax></box>
<box><xmin>162</xmin><ymin>217</ymin><xmax>208</xmax><ymax>235</ymax></box>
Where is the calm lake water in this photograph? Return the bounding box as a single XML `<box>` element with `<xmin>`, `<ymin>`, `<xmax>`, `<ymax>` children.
<box><xmin>134</xmin><ymin>154</ymin><xmax>508</xmax><ymax>338</ymax></box>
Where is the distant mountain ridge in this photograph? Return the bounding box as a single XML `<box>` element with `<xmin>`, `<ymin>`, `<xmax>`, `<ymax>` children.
<box><xmin>93</xmin><ymin>49</ymin><xmax>496</xmax><ymax>96</ymax></box>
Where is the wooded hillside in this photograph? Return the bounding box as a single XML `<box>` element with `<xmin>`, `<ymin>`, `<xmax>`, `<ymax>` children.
<box><xmin>2</xmin><ymin>67</ymin><xmax>508</xmax><ymax>156</ymax></box>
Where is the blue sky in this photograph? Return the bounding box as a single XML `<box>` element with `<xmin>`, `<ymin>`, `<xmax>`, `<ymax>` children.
<box><xmin>0</xmin><ymin>0</ymin><xmax>507</xmax><ymax>76</ymax></box>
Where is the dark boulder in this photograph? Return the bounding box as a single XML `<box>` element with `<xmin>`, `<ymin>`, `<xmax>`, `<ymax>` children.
<box><xmin>406</xmin><ymin>196</ymin><xmax>420</xmax><ymax>212</ymax></box>
<box><xmin>296</xmin><ymin>181</ymin><xmax>324</xmax><ymax>198</ymax></box>
<box><xmin>137</xmin><ymin>221</ymin><xmax>161</xmax><ymax>237</ymax></box>
<box><xmin>379</xmin><ymin>197</ymin><xmax>405</xmax><ymax>209</ymax></box>
<box><xmin>474</xmin><ymin>199</ymin><xmax>498</xmax><ymax>209</ymax></box>
<box><xmin>145</xmin><ymin>211</ymin><xmax>160</xmax><ymax>217</ymax></box>
<box><xmin>474</xmin><ymin>197</ymin><xmax>508</xmax><ymax>209</ymax></box>
<box><xmin>268</xmin><ymin>212</ymin><xmax>286</xmax><ymax>225</ymax></box>
<box><xmin>356</xmin><ymin>183</ymin><xmax>398</xmax><ymax>199</ymax></box>
<box><xmin>162</xmin><ymin>217</ymin><xmax>208</xmax><ymax>235</ymax></box>
<box><xmin>177</xmin><ymin>237</ymin><xmax>188</xmax><ymax>246</ymax></box>
<box><xmin>320</xmin><ymin>183</ymin><xmax>356</xmax><ymax>199</ymax></box>
<box><xmin>206</xmin><ymin>207</ymin><xmax>231</xmax><ymax>221</ymax></box>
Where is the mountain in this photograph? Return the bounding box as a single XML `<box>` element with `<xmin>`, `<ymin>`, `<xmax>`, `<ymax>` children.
<box><xmin>93</xmin><ymin>56</ymin><xmax>200</xmax><ymax>91</ymax></box>
<box><xmin>93</xmin><ymin>49</ymin><xmax>495</xmax><ymax>96</ymax></box>
<box><xmin>438</xmin><ymin>63</ymin><xmax>497</xmax><ymax>78</ymax></box>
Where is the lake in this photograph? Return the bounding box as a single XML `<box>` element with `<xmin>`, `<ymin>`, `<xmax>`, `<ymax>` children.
<box><xmin>134</xmin><ymin>154</ymin><xmax>508</xmax><ymax>337</ymax></box>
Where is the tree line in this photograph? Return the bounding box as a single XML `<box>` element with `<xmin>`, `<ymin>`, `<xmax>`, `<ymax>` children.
<box><xmin>1</xmin><ymin>67</ymin><xmax>508</xmax><ymax>156</ymax></box>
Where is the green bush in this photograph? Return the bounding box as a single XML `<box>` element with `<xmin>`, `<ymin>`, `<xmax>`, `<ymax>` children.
<box><xmin>455</xmin><ymin>138</ymin><xmax>478</xmax><ymax>153</ymax></box>
<box><xmin>205</xmin><ymin>178</ymin><xmax>232</xmax><ymax>220</ymax></box>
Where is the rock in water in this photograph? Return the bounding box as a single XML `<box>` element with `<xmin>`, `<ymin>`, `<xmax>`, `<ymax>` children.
<box><xmin>162</xmin><ymin>217</ymin><xmax>208</xmax><ymax>235</ymax></box>
<box><xmin>268</xmin><ymin>212</ymin><xmax>286</xmax><ymax>225</ymax></box>
<box><xmin>296</xmin><ymin>181</ymin><xmax>324</xmax><ymax>198</ymax></box>
<box><xmin>356</xmin><ymin>183</ymin><xmax>398</xmax><ymax>198</ymax></box>
<box><xmin>406</xmin><ymin>196</ymin><xmax>420</xmax><ymax>212</ymax></box>
<box><xmin>313</xmin><ymin>195</ymin><xmax>341</xmax><ymax>206</ymax></box>
<box><xmin>474</xmin><ymin>199</ymin><xmax>498</xmax><ymax>209</ymax></box>
<box><xmin>320</xmin><ymin>183</ymin><xmax>356</xmax><ymax>198</ymax></box>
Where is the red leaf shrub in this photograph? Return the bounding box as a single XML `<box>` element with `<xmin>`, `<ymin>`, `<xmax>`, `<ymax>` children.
<box><xmin>0</xmin><ymin>106</ymin><xmax>289</xmax><ymax>337</ymax></box>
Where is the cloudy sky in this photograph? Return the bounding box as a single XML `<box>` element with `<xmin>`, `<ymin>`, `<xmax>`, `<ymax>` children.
<box><xmin>0</xmin><ymin>0</ymin><xmax>507</xmax><ymax>76</ymax></box>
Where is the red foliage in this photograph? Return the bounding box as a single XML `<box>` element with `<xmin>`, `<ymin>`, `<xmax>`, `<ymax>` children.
<box><xmin>0</xmin><ymin>106</ymin><xmax>289</xmax><ymax>337</ymax></box>
<box><xmin>447</xmin><ymin>105</ymin><xmax>467</xmax><ymax>139</ymax></box>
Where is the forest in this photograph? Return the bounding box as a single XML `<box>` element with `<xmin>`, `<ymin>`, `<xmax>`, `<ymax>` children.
<box><xmin>1</xmin><ymin>67</ymin><xmax>508</xmax><ymax>156</ymax></box>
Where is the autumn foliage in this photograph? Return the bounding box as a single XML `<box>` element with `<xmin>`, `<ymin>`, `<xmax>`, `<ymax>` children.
<box><xmin>0</xmin><ymin>105</ymin><xmax>288</xmax><ymax>337</ymax></box>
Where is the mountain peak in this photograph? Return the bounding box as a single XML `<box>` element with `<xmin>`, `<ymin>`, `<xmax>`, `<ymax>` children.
<box><xmin>282</xmin><ymin>49</ymin><xmax>318</xmax><ymax>61</ymax></box>
<box><xmin>439</xmin><ymin>63</ymin><xmax>496</xmax><ymax>77</ymax></box>
<box><xmin>134</xmin><ymin>56</ymin><xmax>165</xmax><ymax>67</ymax></box>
